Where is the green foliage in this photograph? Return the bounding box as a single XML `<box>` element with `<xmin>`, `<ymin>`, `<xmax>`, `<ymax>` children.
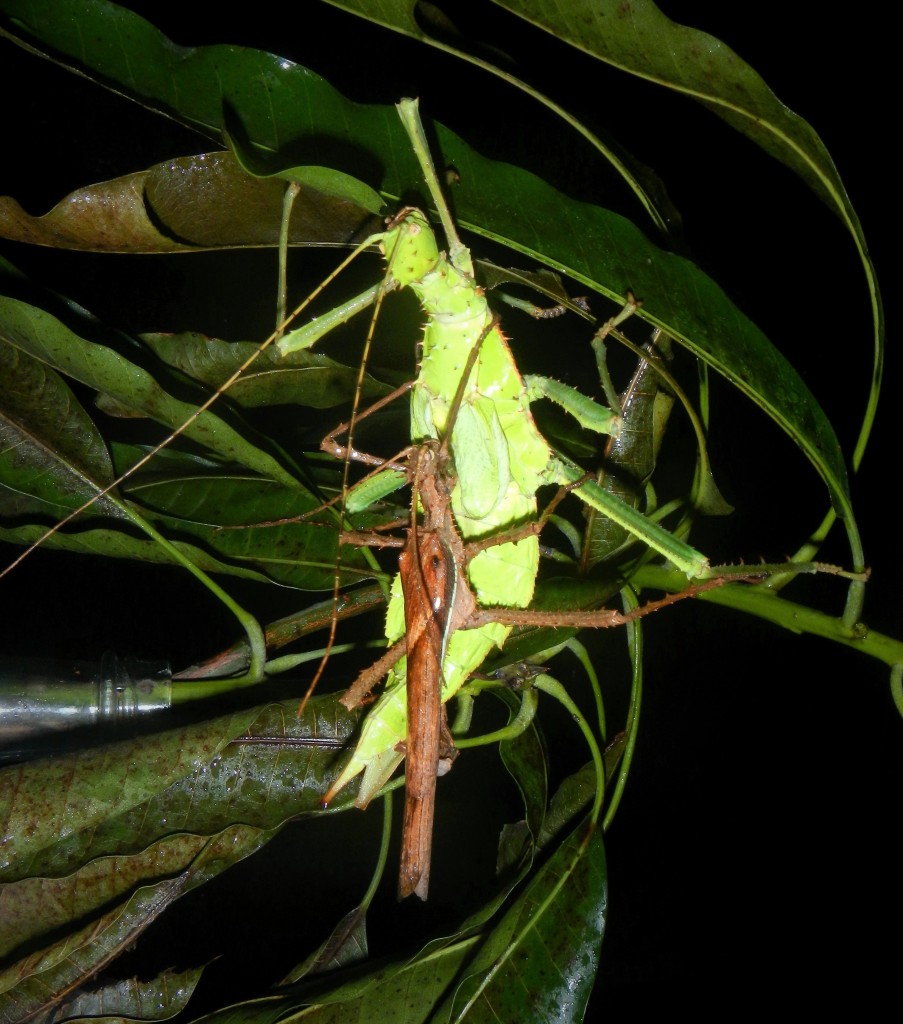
<box><xmin>0</xmin><ymin>1</ymin><xmax>895</xmax><ymax>1019</ymax></box>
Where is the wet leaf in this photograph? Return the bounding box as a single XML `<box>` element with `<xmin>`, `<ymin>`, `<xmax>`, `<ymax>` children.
<box><xmin>0</xmin><ymin>698</ymin><xmax>358</xmax><ymax>885</ymax></box>
<box><xmin>246</xmin><ymin>816</ymin><xmax>606</xmax><ymax>1024</ymax></box>
<box><xmin>0</xmin><ymin>152</ymin><xmax>380</xmax><ymax>253</ymax></box>
<box><xmin>0</xmin><ymin>695</ymin><xmax>373</xmax><ymax>1018</ymax></box>
<box><xmin>0</xmin><ymin>833</ymin><xmax>212</xmax><ymax>960</ymax></box>
<box><xmin>436</xmin><ymin>817</ymin><xmax>606</xmax><ymax>1023</ymax></box>
<box><xmin>38</xmin><ymin>964</ymin><xmax>203</xmax><ymax>1022</ymax></box>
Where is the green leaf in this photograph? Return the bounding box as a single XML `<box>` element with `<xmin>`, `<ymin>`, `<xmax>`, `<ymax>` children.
<box><xmin>0</xmin><ymin>520</ymin><xmax>273</xmax><ymax>583</ymax></box>
<box><xmin>497</xmin><ymin>0</ymin><xmax>860</xmax><ymax>228</ymax></box>
<box><xmin>435</xmin><ymin>815</ymin><xmax>606</xmax><ymax>1023</ymax></box>
<box><xmin>224</xmin><ymin>127</ymin><xmax>384</xmax><ymax>215</ymax></box>
<box><xmin>0</xmin><ymin>335</ymin><xmax>341</xmax><ymax>584</ymax></box>
<box><xmin>0</xmin><ymin>832</ymin><xmax>213</xmax><ymax>959</ymax></box>
<box><xmin>0</xmin><ymin>699</ymin><xmax>359</xmax><ymax>885</ymax></box>
<box><xmin>179</xmin><ymin>691</ymin><xmax>582</xmax><ymax>1023</ymax></box>
<box><xmin>280</xmin><ymin>902</ymin><xmax>370</xmax><ymax>984</ymax></box>
<box><xmin>539</xmin><ymin>763</ymin><xmax>599</xmax><ymax>849</ymax></box>
<box><xmin>141</xmin><ymin>331</ymin><xmax>391</xmax><ymax>411</ymax></box>
<box><xmin>29</xmin><ymin>965</ymin><xmax>204</xmax><ymax>1022</ymax></box>
<box><xmin>197</xmin><ymin>940</ymin><xmax>479</xmax><ymax>1024</ymax></box>
<box><xmin>0</xmin><ymin>341</ymin><xmax>121</xmax><ymax>518</ymax></box>
<box><xmin>322</xmin><ymin>0</ymin><xmax>678</xmax><ymax>233</ymax></box>
<box><xmin>0</xmin><ymin>695</ymin><xmax>379</xmax><ymax>1016</ymax></box>
<box><xmin>0</xmin><ymin>296</ymin><xmax>300</xmax><ymax>488</ymax></box>
<box><xmin>0</xmin><ymin>827</ymin><xmax>270</xmax><ymax>1022</ymax></box>
<box><xmin>495</xmin><ymin>0</ymin><xmax>882</xmax><ymax>535</ymax></box>
<box><xmin>124</xmin><ymin>469</ymin><xmax>367</xmax><ymax>591</ymax></box>
<box><xmin>0</xmin><ymin>698</ymin><xmax>365</xmax><ymax>980</ymax></box>
<box><xmin>0</xmin><ymin>0</ymin><xmax>857</xmax><ymax>560</ymax></box>
<box><xmin>1</xmin><ymin>341</ymin><xmax>289</xmax><ymax>585</ymax></box>
<box><xmin>496</xmin><ymin>689</ymin><xmax>548</xmax><ymax>857</ymax></box>
<box><xmin>0</xmin><ymin>151</ymin><xmax>381</xmax><ymax>253</ymax></box>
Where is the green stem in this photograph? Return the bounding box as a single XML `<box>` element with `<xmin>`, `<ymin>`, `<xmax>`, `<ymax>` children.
<box><xmin>170</xmin><ymin>641</ymin><xmax>381</xmax><ymax>703</ymax></box>
<box><xmin>564</xmin><ymin>638</ymin><xmax>606</xmax><ymax>739</ymax></box>
<box><xmin>633</xmin><ymin>565</ymin><xmax>903</xmax><ymax>668</ymax></box>
<box><xmin>603</xmin><ymin>589</ymin><xmax>643</xmax><ymax>831</ymax></box>
<box><xmin>124</xmin><ymin>507</ymin><xmax>266</xmax><ymax>683</ymax></box>
<box><xmin>632</xmin><ymin>565</ymin><xmax>903</xmax><ymax>721</ymax></box>
<box><xmin>534</xmin><ymin>674</ymin><xmax>605</xmax><ymax>826</ymax></box>
<box><xmin>276</xmin><ymin>181</ymin><xmax>301</xmax><ymax>337</ymax></box>
<box><xmin>454</xmin><ymin>689</ymin><xmax>539</xmax><ymax>749</ymax></box>
<box><xmin>360</xmin><ymin>790</ymin><xmax>393</xmax><ymax>911</ymax></box>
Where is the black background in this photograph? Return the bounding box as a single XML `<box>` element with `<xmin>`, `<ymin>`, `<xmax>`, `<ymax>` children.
<box><xmin>1</xmin><ymin>2</ymin><xmax>899</xmax><ymax>1016</ymax></box>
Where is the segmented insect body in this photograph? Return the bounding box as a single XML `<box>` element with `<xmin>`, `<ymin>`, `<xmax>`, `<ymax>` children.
<box><xmin>302</xmin><ymin>103</ymin><xmax>707</xmax><ymax>816</ymax></box>
<box><xmin>324</xmin><ymin>209</ymin><xmax>550</xmax><ymax>805</ymax></box>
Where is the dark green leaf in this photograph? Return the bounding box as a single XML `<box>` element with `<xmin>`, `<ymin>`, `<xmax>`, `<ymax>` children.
<box><xmin>0</xmin><ymin>699</ymin><xmax>359</xmax><ymax>886</ymax></box>
<box><xmin>539</xmin><ymin>763</ymin><xmax>597</xmax><ymax>849</ymax></box>
<box><xmin>125</xmin><ymin>470</ymin><xmax>369</xmax><ymax>591</ymax></box>
<box><xmin>1</xmin><ymin>832</ymin><xmax>214</xmax><ymax>960</ymax></box>
<box><xmin>436</xmin><ymin>816</ymin><xmax>606</xmax><ymax>1023</ymax></box>
<box><xmin>39</xmin><ymin>964</ymin><xmax>203</xmax><ymax>1022</ymax></box>
<box><xmin>495</xmin><ymin>0</ymin><xmax>881</xmax><ymax>530</ymax></box>
<box><xmin>0</xmin><ymin>1</ymin><xmax>853</xmax><ymax>544</ymax></box>
<box><xmin>0</xmin><ymin>520</ymin><xmax>275</xmax><ymax>582</ymax></box>
<box><xmin>224</xmin><ymin>130</ymin><xmax>384</xmax><ymax>215</ymax></box>
<box><xmin>280</xmin><ymin>903</ymin><xmax>370</xmax><ymax>985</ymax></box>
<box><xmin>192</xmin><ymin>939</ymin><xmax>477</xmax><ymax>1024</ymax></box>
<box><xmin>324</xmin><ymin>0</ymin><xmax>679</xmax><ymax>232</ymax></box>
<box><xmin>0</xmin><ymin>341</ymin><xmax>121</xmax><ymax>518</ymax></box>
<box><xmin>141</xmin><ymin>331</ymin><xmax>391</xmax><ymax>411</ymax></box>
<box><xmin>0</xmin><ymin>827</ymin><xmax>271</xmax><ymax>1023</ymax></box>
<box><xmin>496</xmin><ymin>689</ymin><xmax>548</xmax><ymax>859</ymax></box>
<box><xmin>0</xmin><ymin>296</ymin><xmax>300</xmax><ymax>487</ymax></box>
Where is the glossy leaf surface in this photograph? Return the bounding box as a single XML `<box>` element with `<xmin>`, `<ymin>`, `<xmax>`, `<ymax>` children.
<box><xmin>0</xmin><ymin>0</ymin><xmax>857</xmax><ymax>548</ymax></box>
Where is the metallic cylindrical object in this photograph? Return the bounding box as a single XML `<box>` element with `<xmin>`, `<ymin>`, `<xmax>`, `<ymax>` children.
<box><xmin>0</xmin><ymin>652</ymin><xmax>171</xmax><ymax>750</ymax></box>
